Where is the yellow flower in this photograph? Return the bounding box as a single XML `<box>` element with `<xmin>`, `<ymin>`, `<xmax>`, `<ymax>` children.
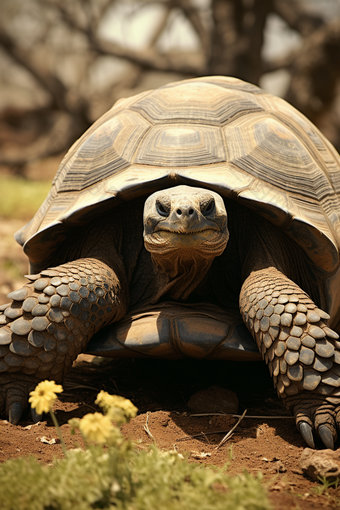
<box><xmin>95</xmin><ymin>391</ymin><xmax>118</xmax><ymax>412</ymax></box>
<box><xmin>95</xmin><ymin>391</ymin><xmax>138</xmax><ymax>424</ymax></box>
<box><xmin>29</xmin><ymin>380</ymin><xmax>63</xmax><ymax>415</ymax></box>
<box><xmin>79</xmin><ymin>412</ymin><xmax>116</xmax><ymax>444</ymax></box>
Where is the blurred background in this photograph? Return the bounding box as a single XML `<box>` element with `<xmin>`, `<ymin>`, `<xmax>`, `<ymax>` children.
<box><xmin>0</xmin><ymin>0</ymin><xmax>340</xmax><ymax>302</ymax></box>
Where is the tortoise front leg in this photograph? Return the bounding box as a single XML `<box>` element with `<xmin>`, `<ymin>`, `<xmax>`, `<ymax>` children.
<box><xmin>240</xmin><ymin>267</ymin><xmax>340</xmax><ymax>449</ymax></box>
<box><xmin>0</xmin><ymin>258</ymin><xmax>126</xmax><ymax>424</ymax></box>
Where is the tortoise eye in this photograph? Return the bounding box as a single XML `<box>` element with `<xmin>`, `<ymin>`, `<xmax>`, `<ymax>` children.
<box><xmin>202</xmin><ymin>199</ymin><xmax>215</xmax><ymax>216</ymax></box>
<box><xmin>156</xmin><ymin>200</ymin><xmax>169</xmax><ymax>217</ymax></box>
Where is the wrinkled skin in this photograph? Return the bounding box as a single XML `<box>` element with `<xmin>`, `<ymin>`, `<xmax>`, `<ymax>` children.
<box><xmin>0</xmin><ymin>185</ymin><xmax>339</xmax><ymax>449</ymax></box>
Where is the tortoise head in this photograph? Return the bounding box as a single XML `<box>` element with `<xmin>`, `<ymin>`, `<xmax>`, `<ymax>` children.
<box><xmin>143</xmin><ymin>185</ymin><xmax>229</xmax><ymax>299</ymax></box>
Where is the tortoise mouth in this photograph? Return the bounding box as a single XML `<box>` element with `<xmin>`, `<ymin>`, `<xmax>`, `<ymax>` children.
<box><xmin>148</xmin><ymin>228</ymin><xmax>226</xmax><ymax>249</ymax></box>
<box><xmin>155</xmin><ymin>226</ymin><xmax>219</xmax><ymax>236</ymax></box>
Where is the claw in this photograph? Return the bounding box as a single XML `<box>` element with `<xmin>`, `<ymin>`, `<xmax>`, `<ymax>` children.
<box><xmin>299</xmin><ymin>421</ymin><xmax>315</xmax><ymax>449</ymax></box>
<box><xmin>31</xmin><ymin>407</ymin><xmax>42</xmax><ymax>423</ymax></box>
<box><xmin>9</xmin><ymin>402</ymin><xmax>24</xmax><ymax>425</ymax></box>
<box><xmin>318</xmin><ymin>424</ymin><xmax>335</xmax><ymax>450</ymax></box>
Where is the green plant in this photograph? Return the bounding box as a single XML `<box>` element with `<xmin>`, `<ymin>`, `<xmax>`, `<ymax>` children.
<box><xmin>313</xmin><ymin>475</ymin><xmax>340</xmax><ymax>495</ymax></box>
<box><xmin>0</xmin><ymin>446</ymin><xmax>272</xmax><ymax>510</ymax></box>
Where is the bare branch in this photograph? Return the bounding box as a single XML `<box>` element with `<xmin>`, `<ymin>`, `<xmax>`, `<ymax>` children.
<box><xmin>90</xmin><ymin>35</ymin><xmax>204</xmax><ymax>74</ymax></box>
<box><xmin>0</xmin><ymin>25</ymin><xmax>68</xmax><ymax>111</ymax></box>
<box><xmin>84</xmin><ymin>0</ymin><xmax>114</xmax><ymax>34</ymax></box>
<box><xmin>52</xmin><ymin>0</ymin><xmax>205</xmax><ymax>75</ymax></box>
<box><xmin>0</xmin><ymin>108</ymin><xmax>81</xmax><ymax>169</ymax></box>
<box><xmin>285</xmin><ymin>17</ymin><xmax>340</xmax><ymax>119</ymax></box>
<box><xmin>263</xmin><ymin>52</ymin><xmax>296</xmax><ymax>74</ymax></box>
<box><xmin>148</xmin><ymin>2</ymin><xmax>174</xmax><ymax>49</ymax></box>
<box><xmin>208</xmin><ymin>0</ymin><xmax>272</xmax><ymax>83</ymax></box>
<box><xmin>273</xmin><ymin>0</ymin><xmax>324</xmax><ymax>36</ymax></box>
<box><xmin>174</xmin><ymin>0</ymin><xmax>210</xmax><ymax>55</ymax></box>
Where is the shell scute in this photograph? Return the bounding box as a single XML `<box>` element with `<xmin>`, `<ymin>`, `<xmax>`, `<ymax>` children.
<box><xmin>55</xmin><ymin>111</ymin><xmax>151</xmax><ymax>193</ymax></box>
<box><xmin>224</xmin><ymin>117</ymin><xmax>329</xmax><ymax>201</ymax></box>
<box><xmin>131</xmin><ymin>82</ymin><xmax>263</xmax><ymax>126</ymax></box>
<box><xmin>135</xmin><ymin>124</ymin><xmax>226</xmax><ymax>167</ymax></box>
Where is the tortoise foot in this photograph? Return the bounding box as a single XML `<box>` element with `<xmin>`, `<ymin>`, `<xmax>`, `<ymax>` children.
<box><xmin>286</xmin><ymin>391</ymin><xmax>340</xmax><ymax>449</ymax></box>
<box><xmin>0</xmin><ymin>373</ymin><xmax>40</xmax><ymax>424</ymax></box>
<box><xmin>0</xmin><ymin>258</ymin><xmax>123</xmax><ymax>422</ymax></box>
<box><xmin>240</xmin><ymin>267</ymin><xmax>340</xmax><ymax>448</ymax></box>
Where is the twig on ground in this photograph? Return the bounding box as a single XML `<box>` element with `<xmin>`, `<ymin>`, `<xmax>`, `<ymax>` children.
<box><xmin>143</xmin><ymin>412</ymin><xmax>155</xmax><ymax>441</ymax></box>
<box><xmin>190</xmin><ymin>413</ymin><xmax>294</xmax><ymax>419</ymax></box>
<box><xmin>176</xmin><ymin>410</ymin><xmax>249</xmax><ymax>443</ymax></box>
<box><xmin>63</xmin><ymin>383</ymin><xmax>101</xmax><ymax>392</ymax></box>
<box><xmin>177</xmin><ymin>430</ymin><xmax>236</xmax><ymax>442</ymax></box>
<box><xmin>201</xmin><ymin>431</ymin><xmax>211</xmax><ymax>445</ymax></box>
<box><xmin>80</xmin><ymin>401</ymin><xmax>97</xmax><ymax>412</ymax></box>
<box><xmin>214</xmin><ymin>409</ymin><xmax>247</xmax><ymax>450</ymax></box>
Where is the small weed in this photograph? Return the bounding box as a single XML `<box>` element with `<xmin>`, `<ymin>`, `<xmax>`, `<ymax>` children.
<box><xmin>310</xmin><ymin>476</ymin><xmax>340</xmax><ymax>507</ymax></box>
<box><xmin>313</xmin><ymin>475</ymin><xmax>340</xmax><ymax>495</ymax></box>
<box><xmin>219</xmin><ymin>444</ymin><xmax>234</xmax><ymax>473</ymax></box>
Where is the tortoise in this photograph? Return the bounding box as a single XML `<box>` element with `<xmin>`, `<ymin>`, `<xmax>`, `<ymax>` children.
<box><xmin>1</xmin><ymin>76</ymin><xmax>340</xmax><ymax>449</ymax></box>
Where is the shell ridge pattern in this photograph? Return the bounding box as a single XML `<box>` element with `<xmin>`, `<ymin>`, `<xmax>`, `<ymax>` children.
<box><xmin>52</xmin><ymin>107</ymin><xmax>125</xmax><ymax>189</ymax></box>
<box><xmin>271</xmin><ymin>112</ymin><xmax>336</xmax><ymax>189</ymax></box>
<box><xmin>259</xmin><ymin>94</ymin><xmax>340</xmax><ymax>201</ymax></box>
<box><xmin>128</xmin><ymin>110</ymin><xmax>159</xmax><ymax>166</ymax></box>
<box><xmin>192</xmin><ymin>161</ymin><xmax>258</xmax><ymax>200</ymax></box>
<box><xmin>52</xmin><ymin>102</ymin><xmax>151</xmax><ymax>192</ymax></box>
<box><xmin>55</xmin><ymin>111</ymin><xmax>150</xmax><ymax>193</ymax></box>
<box><xmin>276</xmin><ymin>119</ymin><xmax>340</xmax><ymax>247</ymax></box>
<box><xmin>262</xmin><ymin>112</ymin><xmax>340</xmax><ymax>248</ymax></box>
<box><xmin>111</xmin><ymin>89</ymin><xmax>155</xmax><ymax>112</ymax></box>
<box><xmin>134</xmin><ymin>123</ymin><xmax>226</xmax><ymax>167</ymax></box>
<box><xmin>224</xmin><ymin>113</ymin><xmax>334</xmax><ymax>202</ymax></box>
<box><xmin>40</xmin><ymin>193</ymin><xmax>76</xmax><ymax>230</ymax></box>
<box><xmin>130</xmin><ymin>81</ymin><xmax>264</xmax><ymax>127</ymax></box>
<box><xmin>163</xmin><ymin>76</ymin><xmax>265</xmax><ymax>95</ymax></box>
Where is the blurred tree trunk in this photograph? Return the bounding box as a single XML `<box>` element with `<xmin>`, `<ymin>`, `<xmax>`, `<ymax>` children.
<box><xmin>285</xmin><ymin>18</ymin><xmax>340</xmax><ymax>143</ymax></box>
<box><xmin>209</xmin><ymin>0</ymin><xmax>272</xmax><ymax>84</ymax></box>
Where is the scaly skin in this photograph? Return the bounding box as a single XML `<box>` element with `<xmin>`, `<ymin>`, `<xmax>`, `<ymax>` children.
<box><xmin>240</xmin><ymin>267</ymin><xmax>340</xmax><ymax>449</ymax></box>
<box><xmin>0</xmin><ymin>257</ymin><xmax>125</xmax><ymax>423</ymax></box>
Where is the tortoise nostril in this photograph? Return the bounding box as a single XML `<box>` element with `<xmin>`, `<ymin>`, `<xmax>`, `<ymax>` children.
<box><xmin>175</xmin><ymin>205</ymin><xmax>196</xmax><ymax>218</ymax></box>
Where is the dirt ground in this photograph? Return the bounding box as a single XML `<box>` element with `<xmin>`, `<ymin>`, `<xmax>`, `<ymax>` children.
<box><xmin>0</xmin><ymin>219</ymin><xmax>340</xmax><ymax>509</ymax></box>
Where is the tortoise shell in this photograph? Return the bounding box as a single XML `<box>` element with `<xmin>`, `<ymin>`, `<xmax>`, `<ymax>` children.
<box><xmin>16</xmin><ymin>76</ymin><xmax>340</xmax><ymax>280</ymax></box>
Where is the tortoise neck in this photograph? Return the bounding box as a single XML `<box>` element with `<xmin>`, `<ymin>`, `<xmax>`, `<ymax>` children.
<box><xmin>150</xmin><ymin>249</ymin><xmax>216</xmax><ymax>301</ymax></box>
